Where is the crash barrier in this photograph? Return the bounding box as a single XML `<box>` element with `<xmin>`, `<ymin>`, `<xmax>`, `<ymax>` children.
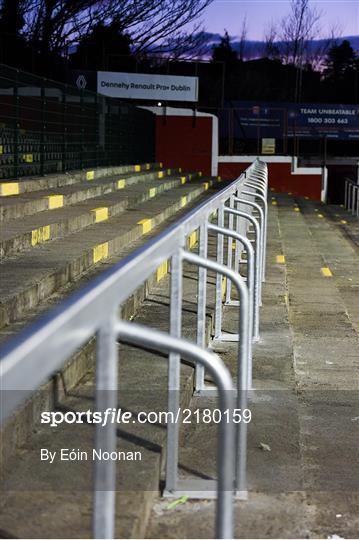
<box><xmin>344</xmin><ymin>177</ymin><xmax>359</xmax><ymax>217</ymax></box>
<box><xmin>0</xmin><ymin>159</ymin><xmax>268</xmax><ymax>538</ymax></box>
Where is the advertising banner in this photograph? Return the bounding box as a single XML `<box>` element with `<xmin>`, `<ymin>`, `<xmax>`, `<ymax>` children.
<box><xmin>287</xmin><ymin>104</ymin><xmax>359</xmax><ymax>139</ymax></box>
<box><xmin>97</xmin><ymin>71</ymin><xmax>198</xmax><ymax>102</ymax></box>
<box><xmin>225</xmin><ymin>101</ymin><xmax>359</xmax><ymax>140</ymax></box>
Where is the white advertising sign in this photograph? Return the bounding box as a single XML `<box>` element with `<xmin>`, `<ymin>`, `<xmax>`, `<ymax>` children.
<box><xmin>97</xmin><ymin>71</ymin><xmax>198</xmax><ymax>102</ymax></box>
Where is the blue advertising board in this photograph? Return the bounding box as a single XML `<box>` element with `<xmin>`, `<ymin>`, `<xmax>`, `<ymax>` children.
<box><xmin>287</xmin><ymin>103</ymin><xmax>358</xmax><ymax>139</ymax></box>
<box><xmin>224</xmin><ymin>101</ymin><xmax>359</xmax><ymax>140</ymax></box>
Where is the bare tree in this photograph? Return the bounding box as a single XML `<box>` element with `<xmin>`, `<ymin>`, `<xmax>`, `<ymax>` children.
<box><xmin>264</xmin><ymin>21</ymin><xmax>280</xmax><ymax>60</ymax></box>
<box><xmin>20</xmin><ymin>0</ymin><xmax>213</xmax><ymax>57</ymax></box>
<box><xmin>279</xmin><ymin>0</ymin><xmax>321</xmax><ymax>65</ymax></box>
<box><xmin>238</xmin><ymin>16</ymin><xmax>248</xmax><ymax>61</ymax></box>
<box><xmin>307</xmin><ymin>23</ymin><xmax>343</xmax><ymax>70</ymax></box>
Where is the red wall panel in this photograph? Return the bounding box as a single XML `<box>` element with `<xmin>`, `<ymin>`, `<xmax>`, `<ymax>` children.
<box><xmin>155</xmin><ymin>116</ymin><xmax>212</xmax><ymax>175</ymax></box>
<box><xmin>218</xmin><ymin>162</ymin><xmax>321</xmax><ymax>200</ymax></box>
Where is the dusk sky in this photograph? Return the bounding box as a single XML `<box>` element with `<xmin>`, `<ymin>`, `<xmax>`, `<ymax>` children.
<box><xmin>201</xmin><ymin>0</ymin><xmax>359</xmax><ymax>41</ymax></box>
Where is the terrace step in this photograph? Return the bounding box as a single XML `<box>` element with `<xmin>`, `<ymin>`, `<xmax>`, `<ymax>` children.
<box><xmin>0</xmin><ymin>166</ymin><xmax>183</xmax><ymax>221</ymax></box>
<box><xmin>0</xmin><ymin>177</ymin><xmax>225</xmax><ymax>538</ymax></box>
<box><xmin>0</xmin><ymin>162</ymin><xmax>161</xmax><ymax>195</ymax></box>
<box><xmin>0</xmin><ymin>171</ymin><xmax>199</xmax><ymax>258</ymax></box>
<box><xmin>0</xmin><ymin>252</ymin><xmax>219</xmax><ymax>539</ymax></box>
<box><xmin>0</xmin><ymin>177</ymin><xmax>217</xmax><ymax>329</ymax></box>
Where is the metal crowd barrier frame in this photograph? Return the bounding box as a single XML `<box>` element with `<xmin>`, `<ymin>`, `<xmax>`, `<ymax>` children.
<box><xmin>0</xmin><ymin>158</ymin><xmax>268</xmax><ymax>539</ymax></box>
<box><xmin>344</xmin><ymin>178</ymin><xmax>359</xmax><ymax>217</ymax></box>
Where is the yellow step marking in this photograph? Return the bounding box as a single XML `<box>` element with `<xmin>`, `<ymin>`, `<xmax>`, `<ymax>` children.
<box><xmin>340</xmin><ymin>220</ymin><xmax>347</xmax><ymax>224</ymax></box>
<box><xmin>198</xmin><ymin>171</ymin><xmax>202</xmax><ymax>177</ymax></box>
<box><xmin>188</xmin><ymin>231</ymin><xmax>197</xmax><ymax>248</ymax></box>
<box><xmin>93</xmin><ymin>242</ymin><xmax>109</xmax><ymax>263</ymax></box>
<box><xmin>23</xmin><ymin>153</ymin><xmax>33</xmax><ymax>163</ymax></box>
<box><xmin>179</xmin><ymin>167</ymin><xmax>182</xmax><ymax>172</ymax></box>
<box><xmin>272</xmin><ymin>200</ymin><xmax>277</xmax><ymax>206</ymax></box>
<box><xmin>0</xmin><ymin>182</ymin><xmax>19</xmax><ymax>196</ymax></box>
<box><xmin>181</xmin><ymin>176</ymin><xmax>187</xmax><ymax>185</ymax></box>
<box><xmin>283</xmin><ymin>293</ymin><xmax>289</xmax><ymax>306</ymax></box>
<box><xmin>276</xmin><ymin>255</ymin><xmax>285</xmax><ymax>264</ymax></box>
<box><xmin>31</xmin><ymin>225</ymin><xmax>50</xmax><ymax>246</ymax></box>
<box><xmin>158</xmin><ymin>171</ymin><xmax>164</xmax><ymax>179</ymax></box>
<box><xmin>221</xmin><ymin>277</ymin><xmax>227</xmax><ymax>299</ymax></box>
<box><xmin>117</xmin><ymin>179</ymin><xmax>125</xmax><ymax>189</ymax></box>
<box><xmin>138</xmin><ymin>218</ymin><xmax>152</xmax><ymax>234</ymax></box>
<box><xmin>203</xmin><ymin>182</ymin><xmax>209</xmax><ymax>191</ymax></box>
<box><xmin>0</xmin><ymin>145</ymin><xmax>3</xmax><ymax>154</ymax></box>
<box><xmin>149</xmin><ymin>187</ymin><xmax>157</xmax><ymax>198</ymax></box>
<box><xmin>181</xmin><ymin>195</ymin><xmax>187</xmax><ymax>208</ymax></box>
<box><xmin>294</xmin><ymin>207</ymin><xmax>300</xmax><ymax>212</ymax></box>
<box><xmin>167</xmin><ymin>168</ymin><xmax>172</xmax><ymax>175</ymax></box>
<box><xmin>217</xmin><ymin>175</ymin><xmax>222</xmax><ymax>182</ymax></box>
<box><xmin>146</xmin><ymin>163</ymin><xmax>150</xmax><ymax>170</ymax></box>
<box><xmin>135</xmin><ymin>165</ymin><xmax>141</xmax><ymax>172</ymax></box>
<box><xmin>91</xmin><ymin>207</ymin><xmax>108</xmax><ymax>223</ymax></box>
<box><xmin>47</xmin><ymin>194</ymin><xmax>63</xmax><ymax>209</ymax></box>
<box><xmin>318</xmin><ymin>213</ymin><xmax>324</xmax><ymax>218</ymax></box>
<box><xmin>159</xmin><ymin>162</ymin><xmax>163</xmax><ymax>168</ymax></box>
<box><xmin>86</xmin><ymin>170</ymin><xmax>95</xmax><ymax>181</ymax></box>
<box><xmin>321</xmin><ymin>267</ymin><xmax>332</xmax><ymax>277</ymax></box>
<box><xmin>156</xmin><ymin>260</ymin><xmax>168</xmax><ymax>282</ymax></box>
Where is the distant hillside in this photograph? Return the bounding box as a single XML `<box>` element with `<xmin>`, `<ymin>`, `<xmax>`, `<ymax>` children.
<box><xmin>202</xmin><ymin>34</ymin><xmax>359</xmax><ymax>60</ymax></box>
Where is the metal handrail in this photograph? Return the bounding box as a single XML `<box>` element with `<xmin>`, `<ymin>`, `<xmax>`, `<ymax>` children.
<box><xmin>0</xmin><ymin>158</ymin><xmax>268</xmax><ymax>538</ymax></box>
<box><xmin>116</xmin><ymin>322</ymin><xmax>235</xmax><ymax>540</ymax></box>
<box><xmin>344</xmin><ymin>177</ymin><xmax>359</xmax><ymax>217</ymax></box>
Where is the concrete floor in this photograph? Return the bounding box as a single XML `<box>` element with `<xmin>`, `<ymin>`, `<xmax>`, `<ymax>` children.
<box><xmin>145</xmin><ymin>195</ymin><xmax>359</xmax><ymax>539</ymax></box>
<box><xmin>0</xmin><ymin>194</ymin><xmax>357</xmax><ymax>539</ymax></box>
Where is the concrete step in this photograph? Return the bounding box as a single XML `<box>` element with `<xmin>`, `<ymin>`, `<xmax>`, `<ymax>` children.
<box><xmin>0</xmin><ymin>185</ymin><xmax>225</xmax><ymax>538</ymax></box>
<box><xmin>0</xmin><ymin>189</ymin><xmax>219</xmax><ymax>480</ymax></box>
<box><xmin>0</xmin><ymin>162</ymin><xmax>161</xmax><ymax>196</ymax></box>
<box><xmin>0</xmin><ymin>167</ymin><xmax>183</xmax><ymax>222</ymax></box>
<box><xmin>0</xmin><ymin>251</ymin><xmax>219</xmax><ymax>538</ymax></box>
<box><xmin>0</xmin><ymin>171</ymin><xmax>199</xmax><ymax>259</ymax></box>
<box><xmin>0</xmin><ymin>177</ymin><xmax>219</xmax><ymax>329</ymax></box>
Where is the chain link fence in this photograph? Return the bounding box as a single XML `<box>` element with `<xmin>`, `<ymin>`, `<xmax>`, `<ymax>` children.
<box><xmin>0</xmin><ymin>64</ymin><xmax>155</xmax><ymax>180</ymax></box>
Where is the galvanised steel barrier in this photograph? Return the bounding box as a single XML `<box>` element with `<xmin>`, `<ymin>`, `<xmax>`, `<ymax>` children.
<box><xmin>344</xmin><ymin>177</ymin><xmax>359</xmax><ymax>217</ymax></box>
<box><xmin>0</xmin><ymin>158</ymin><xmax>268</xmax><ymax>538</ymax></box>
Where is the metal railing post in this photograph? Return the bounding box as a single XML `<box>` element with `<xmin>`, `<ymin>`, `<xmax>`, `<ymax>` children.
<box><xmin>244</xmin><ymin>181</ymin><xmax>267</xmax><ymax>198</ymax></box>
<box><xmin>234</xmin><ymin>197</ymin><xmax>265</xmax><ymax>283</ymax></box>
<box><xmin>225</xmin><ymin>196</ymin><xmax>234</xmax><ymax>304</ymax></box>
<box><xmin>93</xmin><ymin>313</ymin><xmax>118</xmax><ymax>539</ymax></box>
<box><xmin>208</xmin><ymin>224</ymin><xmax>255</xmax><ymax>386</ymax></box>
<box><xmin>196</xmin><ymin>222</ymin><xmax>208</xmax><ymax>392</ymax></box>
<box><xmin>182</xmin><ymin>252</ymin><xmax>249</xmax><ymax>495</ymax></box>
<box><xmin>214</xmin><ymin>205</ymin><xmax>225</xmax><ymax>339</ymax></box>
<box><xmin>242</xmin><ymin>190</ymin><xmax>268</xmax><ymax>282</ymax></box>
<box><xmin>116</xmin><ymin>321</ymin><xmax>235</xmax><ymax>539</ymax></box>
<box><xmin>165</xmin><ymin>249</ymin><xmax>183</xmax><ymax>493</ymax></box>
<box><xmin>224</xmin><ymin>207</ymin><xmax>261</xmax><ymax>339</ymax></box>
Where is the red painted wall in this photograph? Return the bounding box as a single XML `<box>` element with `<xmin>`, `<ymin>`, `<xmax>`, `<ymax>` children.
<box><xmin>155</xmin><ymin>116</ymin><xmax>212</xmax><ymax>176</ymax></box>
<box><xmin>218</xmin><ymin>162</ymin><xmax>321</xmax><ymax>200</ymax></box>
